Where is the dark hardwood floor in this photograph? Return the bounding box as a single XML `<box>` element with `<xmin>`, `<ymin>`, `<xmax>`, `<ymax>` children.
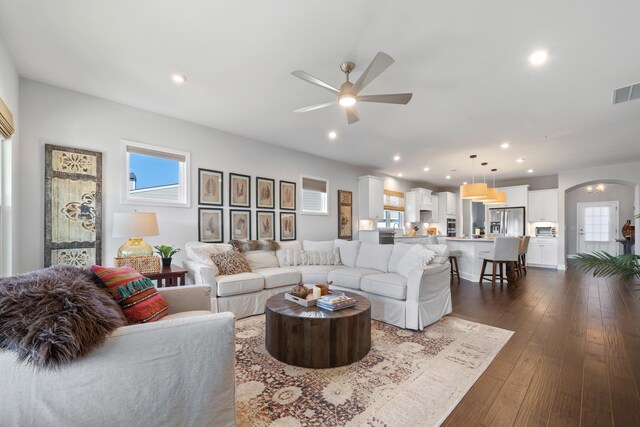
<box><xmin>443</xmin><ymin>265</ymin><xmax>640</xmax><ymax>427</ymax></box>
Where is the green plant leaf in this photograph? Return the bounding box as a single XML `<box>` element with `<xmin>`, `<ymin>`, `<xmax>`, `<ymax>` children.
<box><xmin>573</xmin><ymin>251</ymin><xmax>640</xmax><ymax>283</ymax></box>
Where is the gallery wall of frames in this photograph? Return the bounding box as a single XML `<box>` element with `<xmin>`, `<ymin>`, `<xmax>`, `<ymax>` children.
<box><xmin>197</xmin><ymin>168</ymin><xmax>297</xmax><ymax>243</ymax></box>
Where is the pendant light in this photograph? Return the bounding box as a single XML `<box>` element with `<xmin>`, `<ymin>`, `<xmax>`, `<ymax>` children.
<box><xmin>479</xmin><ymin>167</ymin><xmax>499</xmax><ymax>203</ymax></box>
<box><xmin>483</xmin><ymin>168</ymin><xmax>507</xmax><ymax>204</ymax></box>
<box><xmin>460</xmin><ymin>155</ymin><xmax>488</xmax><ymax>199</ymax></box>
<box><xmin>473</xmin><ymin>162</ymin><xmax>496</xmax><ymax>202</ymax></box>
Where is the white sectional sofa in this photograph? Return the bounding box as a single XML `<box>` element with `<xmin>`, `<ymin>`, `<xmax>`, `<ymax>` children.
<box><xmin>183</xmin><ymin>239</ymin><xmax>452</xmax><ymax>330</ymax></box>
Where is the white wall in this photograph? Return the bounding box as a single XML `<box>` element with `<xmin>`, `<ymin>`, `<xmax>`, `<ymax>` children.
<box><xmin>0</xmin><ymin>35</ymin><xmax>19</xmax><ymax>275</ymax></box>
<box><xmin>558</xmin><ymin>161</ymin><xmax>640</xmax><ymax>268</ymax></box>
<box><xmin>565</xmin><ymin>183</ymin><xmax>635</xmax><ymax>256</ymax></box>
<box><xmin>17</xmin><ymin>79</ymin><xmax>382</xmax><ymax>272</ymax></box>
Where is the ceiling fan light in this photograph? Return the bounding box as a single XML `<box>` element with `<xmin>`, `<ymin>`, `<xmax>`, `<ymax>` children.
<box><xmin>460</xmin><ymin>183</ymin><xmax>488</xmax><ymax>199</ymax></box>
<box><xmin>339</xmin><ymin>94</ymin><xmax>356</xmax><ymax>107</ymax></box>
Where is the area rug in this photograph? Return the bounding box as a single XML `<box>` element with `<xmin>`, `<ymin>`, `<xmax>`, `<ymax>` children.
<box><xmin>235</xmin><ymin>315</ymin><xmax>513</xmax><ymax>426</ymax></box>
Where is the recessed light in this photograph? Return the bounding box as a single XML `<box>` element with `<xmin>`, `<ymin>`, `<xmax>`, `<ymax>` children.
<box><xmin>528</xmin><ymin>50</ymin><xmax>548</xmax><ymax>66</ymax></box>
<box><xmin>423</xmin><ymin>167</ymin><xmax>429</xmax><ymax>172</ymax></box>
<box><xmin>527</xmin><ymin>169</ymin><xmax>534</xmax><ymax>173</ymax></box>
<box><xmin>397</xmin><ymin>173</ymin><xmax>403</xmax><ymax>177</ymax></box>
<box><xmin>445</xmin><ymin>175</ymin><xmax>451</xmax><ymax>179</ymax></box>
<box><xmin>463</xmin><ymin>181</ymin><xmax>468</xmax><ymax>185</ymax></box>
<box><xmin>501</xmin><ymin>142</ymin><xmax>510</xmax><ymax>149</ymax></box>
<box><xmin>516</xmin><ymin>158</ymin><xmax>525</xmax><ymax>163</ymax></box>
<box><xmin>328</xmin><ymin>131</ymin><xmax>337</xmax><ymax>140</ymax></box>
<box><xmin>393</xmin><ymin>155</ymin><xmax>401</xmax><ymax>161</ymax></box>
<box><xmin>171</xmin><ymin>73</ymin><xmax>187</xmax><ymax>85</ymax></box>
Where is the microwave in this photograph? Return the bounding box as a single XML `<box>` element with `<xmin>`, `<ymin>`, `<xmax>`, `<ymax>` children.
<box><xmin>535</xmin><ymin>226</ymin><xmax>556</xmax><ymax>237</ymax></box>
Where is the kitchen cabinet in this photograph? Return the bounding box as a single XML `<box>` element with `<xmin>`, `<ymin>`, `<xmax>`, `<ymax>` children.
<box><xmin>527</xmin><ymin>237</ymin><xmax>557</xmax><ymax>268</ymax></box>
<box><xmin>528</xmin><ymin>189</ymin><xmax>558</xmax><ymax>222</ymax></box>
<box><xmin>437</xmin><ymin>192</ymin><xmax>457</xmax><ymax>217</ymax></box>
<box><xmin>495</xmin><ymin>185</ymin><xmax>528</xmax><ymax>208</ymax></box>
<box><xmin>358</xmin><ymin>176</ymin><xmax>384</xmax><ymax>220</ymax></box>
<box><xmin>405</xmin><ymin>188</ymin><xmax>436</xmax><ymax>223</ymax></box>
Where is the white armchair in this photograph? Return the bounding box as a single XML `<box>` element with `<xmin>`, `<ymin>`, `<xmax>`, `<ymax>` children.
<box><xmin>0</xmin><ymin>285</ymin><xmax>236</xmax><ymax>427</ymax></box>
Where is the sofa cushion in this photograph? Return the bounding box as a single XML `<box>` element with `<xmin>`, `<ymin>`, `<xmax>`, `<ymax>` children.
<box><xmin>327</xmin><ymin>267</ymin><xmax>381</xmax><ymax>290</ymax></box>
<box><xmin>276</xmin><ymin>241</ymin><xmax>302</xmax><ymax>266</ymax></box>
<box><xmin>243</xmin><ymin>250</ymin><xmax>279</xmax><ymax>270</ymax></box>
<box><xmin>211</xmin><ymin>251</ymin><xmax>252</xmax><ymax>275</ymax></box>
<box><xmin>185</xmin><ymin>241</ymin><xmax>232</xmax><ymax>274</ymax></box>
<box><xmin>360</xmin><ymin>273</ymin><xmax>408</xmax><ymax>301</ymax></box>
<box><xmin>355</xmin><ymin>242</ymin><xmax>393</xmax><ymax>272</ymax></box>
<box><xmin>161</xmin><ymin>310</ymin><xmax>212</xmax><ymax>321</ymax></box>
<box><xmin>216</xmin><ymin>273</ymin><xmax>264</xmax><ymax>296</ymax></box>
<box><xmin>397</xmin><ymin>245</ymin><xmax>436</xmax><ymax>278</ymax></box>
<box><xmin>333</xmin><ymin>240</ymin><xmax>361</xmax><ymax>267</ymax></box>
<box><xmin>280</xmin><ymin>248</ymin><xmax>341</xmax><ymax>266</ymax></box>
<box><xmin>422</xmin><ymin>244</ymin><xmax>450</xmax><ymax>264</ymax></box>
<box><xmin>303</xmin><ymin>240</ymin><xmax>334</xmax><ymax>252</ymax></box>
<box><xmin>293</xmin><ymin>265</ymin><xmax>336</xmax><ymax>284</ymax></box>
<box><xmin>252</xmin><ymin>267</ymin><xmax>301</xmax><ymax>289</ymax></box>
<box><xmin>388</xmin><ymin>242</ymin><xmax>414</xmax><ymax>273</ymax></box>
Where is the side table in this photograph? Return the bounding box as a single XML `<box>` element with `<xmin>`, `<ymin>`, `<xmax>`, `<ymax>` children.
<box><xmin>144</xmin><ymin>265</ymin><xmax>187</xmax><ymax>287</ymax></box>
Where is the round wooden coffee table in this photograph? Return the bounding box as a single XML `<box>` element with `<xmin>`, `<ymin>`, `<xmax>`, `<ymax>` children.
<box><xmin>265</xmin><ymin>291</ymin><xmax>371</xmax><ymax>368</ymax></box>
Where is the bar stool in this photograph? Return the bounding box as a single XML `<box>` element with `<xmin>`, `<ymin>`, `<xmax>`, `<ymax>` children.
<box><xmin>478</xmin><ymin>237</ymin><xmax>521</xmax><ymax>289</ymax></box>
<box><xmin>449</xmin><ymin>250</ymin><xmax>461</xmax><ymax>283</ymax></box>
<box><xmin>517</xmin><ymin>236</ymin><xmax>530</xmax><ymax>277</ymax></box>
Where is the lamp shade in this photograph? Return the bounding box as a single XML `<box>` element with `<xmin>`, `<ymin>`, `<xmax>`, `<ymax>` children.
<box><xmin>483</xmin><ymin>191</ymin><xmax>507</xmax><ymax>205</ymax></box>
<box><xmin>112</xmin><ymin>212</ymin><xmax>159</xmax><ymax>238</ymax></box>
<box><xmin>475</xmin><ymin>187</ymin><xmax>498</xmax><ymax>203</ymax></box>
<box><xmin>460</xmin><ymin>183</ymin><xmax>488</xmax><ymax>199</ymax></box>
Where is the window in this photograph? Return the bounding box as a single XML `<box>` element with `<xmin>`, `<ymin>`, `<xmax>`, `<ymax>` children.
<box><xmin>584</xmin><ymin>206</ymin><xmax>610</xmax><ymax>242</ymax></box>
<box><xmin>301</xmin><ymin>176</ymin><xmax>328</xmax><ymax>215</ymax></box>
<box><xmin>122</xmin><ymin>140</ymin><xmax>190</xmax><ymax>207</ymax></box>
<box><xmin>377</xmin><ymin>210</ymin><xmax>405</xmax><ymax>229</ymax></box>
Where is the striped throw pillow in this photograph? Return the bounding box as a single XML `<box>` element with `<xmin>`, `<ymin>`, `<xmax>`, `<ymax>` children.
<box><xmin>91</xmin><ymin>265</ymin><xmax>168</xmax><ymax>324</ymax></box>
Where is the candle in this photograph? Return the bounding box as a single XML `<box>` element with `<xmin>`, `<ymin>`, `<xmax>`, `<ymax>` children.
<box><xmin>313</xmin><ymin>286</ymin><xmax>321</xmax><ymax>299</ymax></box>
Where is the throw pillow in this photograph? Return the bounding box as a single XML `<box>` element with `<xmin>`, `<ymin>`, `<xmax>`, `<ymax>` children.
<box><xmin>422</xmin><ymin>244</ymin><xmax>450</xmax><ymax>264</ymax></box>
<box><xmin>185</xmin><ymin>242</ymin><xmax>233</xmax><ymax>275</ymax></box>
<box><xmin>211</xmin><ymin>250</ymin><xmax>252</xmax><ymax>275</ymax></box>
<box><xmin>0</xmin><ymin>265</ymin><xmax>127</xmax><ymax>369</ymax></box>
<box><xmin>281</xmin><ymin>248</ymin><xmax>342</xmax><ymax>266</ymax></box>
<box><xmin>92</xmin><ymin>265</ymin><xmax>168</xmax><ymax>324</ymax></box>
<box><xmin>397</xmin><ymin>245</ymin><xmax>436</xmax><ymax>278</ymax></box>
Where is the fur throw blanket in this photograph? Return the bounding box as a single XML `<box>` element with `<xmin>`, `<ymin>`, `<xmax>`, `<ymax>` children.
<box><xmin>229</xmin><ymin>239</ymin><xmax>280</xmax><ymax>252</ymax></box>
<box><xmin>0</xmin><ymin>265</ymin><xmax>127</xmax><ymax>369</ymax></box>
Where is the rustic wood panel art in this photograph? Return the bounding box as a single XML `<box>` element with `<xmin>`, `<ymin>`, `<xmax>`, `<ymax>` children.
<box><xmin>338</xmin><ymin>190</ymin><xmax>353</xmax><ymax>240</ymax></box>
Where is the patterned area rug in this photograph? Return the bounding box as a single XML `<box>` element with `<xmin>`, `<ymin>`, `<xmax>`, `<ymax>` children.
<box><xmin>235</xmin><ymin>315</ymin><xmax>513</xmax><ymax>426</ymax></box>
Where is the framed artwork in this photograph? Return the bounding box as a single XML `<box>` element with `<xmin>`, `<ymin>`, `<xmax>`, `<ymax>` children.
<box><xmin>44</xmin><ymin>144</ymin><xmax>102</xmax><ymax>267</ymax></box>
<box><xmin>256</xmin><ymin>211</ymin><xmax>275</xmax><ymax>240</ymax></box>
<box><xmin>256</xmin><ymin>177</ymin><xmax>275</xmax><ymax>209</ymax></box>
<box><xmin>198</xmin><ymin>208</ymin><xmax>223</xmax><ymax>243</ymax></box>
<box><xmin>279</xmin><ymin>180</ymin><xmax>296</xmax><ymax>210</ymax></box>
<box><xmin>338</xmin><ymin>190</ymin><xmax>353</xmax><ymax>240</ymax></box>
<box><xmin>198</xmin><ymin>169</ymin><xmax>223</xmax><ymax>206</ymax></box>
<box><xmin>230</xmin><ymin>209</ymin><xmax>251</xmax><ymax>240</ymax></box>
<box><xmin>230</xmin><ymin>173</ymin><xmax>251</xmax><ymax>207</ymax></box>
<box><xmin>280</xmin><ymin>212</ymin><xmax>296</xmax><ymax>241</ymax></box>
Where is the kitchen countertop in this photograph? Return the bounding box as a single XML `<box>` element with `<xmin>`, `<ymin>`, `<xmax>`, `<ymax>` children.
<box><xmin>444</xmin><ymin>237</ymin><xmax>494</xmax><ymax>242</ymax></box>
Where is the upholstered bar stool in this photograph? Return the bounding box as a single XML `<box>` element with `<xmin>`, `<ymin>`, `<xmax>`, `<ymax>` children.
<box><xmin>449</xmin><ymin>250</ymin><xmax>461</xmax><ymax>282</ymax></box>
<box><xmin>517</xmin><ymin>236</ymin><xmax>530</xmax><ymax>277</ymax></box>
<box><xmin>478</xmin><ymin>237</ymin><xmax>521</xmax><ymax>288</ymax></box>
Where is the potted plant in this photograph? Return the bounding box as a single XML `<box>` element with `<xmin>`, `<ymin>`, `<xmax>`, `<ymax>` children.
<box><xmin>154</xmin><ymin>245</ymin><xmax>181</xmax><ymax>267</ymax></box>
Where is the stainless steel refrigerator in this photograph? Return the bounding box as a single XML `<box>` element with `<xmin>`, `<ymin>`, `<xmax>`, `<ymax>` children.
<box><xmin>488</xmin><ymin>207</ymin><xmax>526</xmax><ymax>236</ymax></box>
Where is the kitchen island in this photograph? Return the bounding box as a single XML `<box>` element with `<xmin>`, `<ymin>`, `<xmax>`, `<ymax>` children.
<box><xmin>443</xmin><ymin>238</ymin><xmax>495</xmax><ymax>282</ymax></box>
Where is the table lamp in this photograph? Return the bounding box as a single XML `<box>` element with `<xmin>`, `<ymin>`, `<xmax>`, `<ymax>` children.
<box><xmin>112</xmin><ymin>212</ymin><xmax>159</xmax><ymax>257</ymax></box>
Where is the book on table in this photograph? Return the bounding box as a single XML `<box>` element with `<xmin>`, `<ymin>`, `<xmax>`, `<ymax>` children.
<box><xmin>316</xmin><ymin>293</ymin><xmax>356</xmax><ymax>311</ymax></box>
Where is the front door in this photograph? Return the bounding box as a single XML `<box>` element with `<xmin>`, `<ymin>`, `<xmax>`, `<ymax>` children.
<box><xmin>577</xmin><ymin>201</ymin><xmax>619</xmax><ymax>255</ymax></box>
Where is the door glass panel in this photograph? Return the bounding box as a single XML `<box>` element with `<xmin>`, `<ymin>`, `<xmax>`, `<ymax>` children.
<box><xmin>584</xmin><ymin>206</ymin><xmax>610</xmax><ymax>242</ymax></box>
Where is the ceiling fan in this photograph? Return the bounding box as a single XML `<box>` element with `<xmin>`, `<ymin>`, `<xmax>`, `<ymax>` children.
<box><xmin>291</xmin><ymin>51</ymin><xmax>413</xmax><ymax>124</ymax></box>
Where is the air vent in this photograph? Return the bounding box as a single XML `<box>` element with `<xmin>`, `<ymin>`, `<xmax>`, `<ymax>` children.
<box><xmin>613</xmin><ymin>82</ymin><xmax>640</xmax><ymax>104</ymax></box>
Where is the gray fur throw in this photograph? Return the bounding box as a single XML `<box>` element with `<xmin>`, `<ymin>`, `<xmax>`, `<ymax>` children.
<box><xmin>229</xmin><ymin>239</ymin><xmax>280</xmax><ymax>252</ymax></box>
<box><xmin>0</xmin><ymin>265</ymin><xmax>127</xmax><ymax>369</ymax></box>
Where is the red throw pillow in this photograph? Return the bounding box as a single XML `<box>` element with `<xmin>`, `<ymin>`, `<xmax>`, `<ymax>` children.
<box><xmin>91</xmin><ymin>265</ymin><xmax>168</xmax><ymax>324</ymax></box>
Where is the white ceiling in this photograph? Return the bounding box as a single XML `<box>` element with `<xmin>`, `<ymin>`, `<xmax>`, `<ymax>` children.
<box><xmin>1</xmin><ymin>0</ymin><xmax>639</xmax><ymax>186</ymax></box>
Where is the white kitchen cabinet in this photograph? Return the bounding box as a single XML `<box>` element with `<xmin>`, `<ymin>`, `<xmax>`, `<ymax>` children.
<box><xmin>358</xmin><ymin>175</ymin><xmax>384</xmax><ymax>220</ymax></box>
<box><xmin>496</xmin><ymin>185</ymin><xmax>528</xmax><ymax>208</ymax></box>
<box><xmin>437</xmin><ymin>192</ymin><xmax>457</xmax><ymax>217</ymax></box>
<box><xmin>527</xmin><ymin>189</ymin><xmax>558</xmax><ymax>222</ymax></box>
<box><xmin>527</xmin><ymin>237</ymin><xmax>558</xmax><ymax>268</ymax></box>
<box><xmin>405</xmin><ymin>188</ymin><xmax>436</xmax><ymax>223</ymax></box>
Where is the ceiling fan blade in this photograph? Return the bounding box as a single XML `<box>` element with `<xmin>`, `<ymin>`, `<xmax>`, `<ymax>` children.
<box><xmin>358</xmin><ymin>93</ymin><xmax>413</xmax><ymax>105</ymax></box>
<box><xmin>293</xmin><ymin>100</ymin><xmax>337</xmax><ymax>113</ymax></box>
<box><xmin>345</xmin><ymin>106</ymin><xmax>360</xmax><ymax>124</ymax></box>
<box><xmin>291</xmin><ymin>70</ymin><xmax>340</xmax><ymax>95</ymax></box>
<box><xmin>351</xmin><ymin>52</ymin><xmax>394</xmax><ymax>94</ymax></box>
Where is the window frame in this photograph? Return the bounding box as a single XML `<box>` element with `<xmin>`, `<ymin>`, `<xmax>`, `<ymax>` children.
<box><xmin>300</xmin><ymin>174</ymin><xmax>329</xmax><ymax>216</ymax></box>
<box><xmin>121</xmin><ymin>139</ymin><xmax>191</xmax><ymax>208</ymax></box>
